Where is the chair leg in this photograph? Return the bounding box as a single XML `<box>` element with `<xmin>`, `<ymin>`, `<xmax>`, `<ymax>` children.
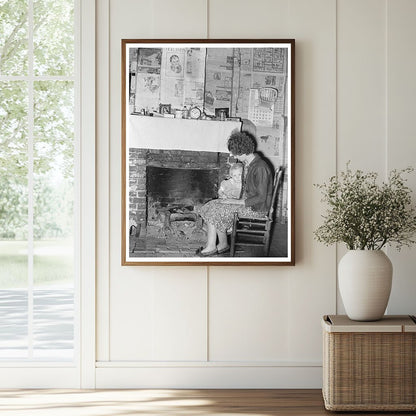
<box><xmin>129</xmin><ymin>236</ymin><xmax>136</xmax><ymax>253</ymax></box>
<box><xmin>230</xmin><ymin>213</ymin><xmax>238</xmax><ymax>257</ymax></box>
<box><xmin>263</xmin><ymin>242</ymin><xmax>270</xmax><ymax>257</ymax></box>
<box><xmin>230</xmin><ymin>233</ymin><xmax>236</xmax><ymax>257</ymax></box>
<box><xmin>263</xmin><ymin>223</ymin><xmax>273</xmax><ymax>256</ymax></box>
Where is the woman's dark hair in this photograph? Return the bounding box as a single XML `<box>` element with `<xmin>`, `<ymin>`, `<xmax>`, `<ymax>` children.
<box><xmin>227</xmin><ymin>131</ymin><xmax>256</xmax><ymax>155</ymax></box>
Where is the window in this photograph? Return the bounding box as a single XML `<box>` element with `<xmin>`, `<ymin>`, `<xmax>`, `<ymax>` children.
<box><xmin>0</xmin><ymin>0</ymin><xmax>77</xmax><ymax>361</ymax></box>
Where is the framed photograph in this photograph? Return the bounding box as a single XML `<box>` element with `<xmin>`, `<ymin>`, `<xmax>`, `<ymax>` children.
<box><xmin>122</xmin><ymin>39</ymin><xmax>295</xmax><ymax>265</ymax></box>
<box><xmin>214</xmin><ymin>107</ymin><xmax>229</xmax><ymax>120</ymax></box>
<box><xmin>159</xmin><ymin>103</ymin><xmax>171</xmax><ymax>115</ymax></box>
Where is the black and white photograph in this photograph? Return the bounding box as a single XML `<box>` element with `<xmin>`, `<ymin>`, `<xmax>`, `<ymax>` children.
<box><xmin>122</xmin><ymin>40</ymin><xmax>295</xmax><ymax>265</ymax></box>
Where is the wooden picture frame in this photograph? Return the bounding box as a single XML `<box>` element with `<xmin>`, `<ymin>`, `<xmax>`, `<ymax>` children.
<box><xmin>122</xmin><ymin>39</ymin><xmax>295</xmax><ymax>265</ymax></box>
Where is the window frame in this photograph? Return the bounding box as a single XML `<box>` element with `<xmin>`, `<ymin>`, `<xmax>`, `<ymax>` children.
<box><xmin>0</xmin><ymin>0</ymin><xmax>96</xmax><ymax>388</ymax></box>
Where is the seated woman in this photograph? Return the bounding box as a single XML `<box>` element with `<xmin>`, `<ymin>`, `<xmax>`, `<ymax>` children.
<box><xmin>197</xmin><ymin>131</ymin><xmax>273</xmax><ymax>256</ymax></box>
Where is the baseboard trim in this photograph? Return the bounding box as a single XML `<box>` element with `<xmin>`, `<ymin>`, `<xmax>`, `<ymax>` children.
<box><xmin>0</xmin><ymin>367</ymin><xmax>80</xmax><ymax>388</ymax></box>
<box><xmin>96</xmin><ymin>360</ymin><xmax>321</xmax><ymax>368</ymax></box>
<box><xmin>96</xmin><ymin>365</ymin><xmax>323</xmax><ymax>388</ymax></box>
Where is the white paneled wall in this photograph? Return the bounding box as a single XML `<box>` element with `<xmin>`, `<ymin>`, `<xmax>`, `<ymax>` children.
<box><xmin>386</xmin><ymin>0</ymin><xmax>416</xmax><ymax>314</ymax></box>
<box><xmin>208</xmin><ymin>268</ymin><xmax>290</xmax><ymax>362</ymax></box>
<box><xmin>95</xmin><ymin>0</ymin><xmax>416</xmax><ymax>388</ymax></box>
<box><xmin>110</xmin><ymin>268</ymin><xmax>207</xmax><ymax>361</ymax></box>
<box><xmin>337</xmin><ymin>0</ymin><xmax>387</xmax><ymax>172</ymax></box>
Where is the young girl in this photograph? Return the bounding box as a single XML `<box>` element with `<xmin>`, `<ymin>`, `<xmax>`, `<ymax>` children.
<box><xmin>218</xmin><ymin>163</ymin><xmax>243</xmax><ymax>199</ymax></box>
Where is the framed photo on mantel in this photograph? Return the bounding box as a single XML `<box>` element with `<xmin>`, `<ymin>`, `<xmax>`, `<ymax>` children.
<box><xmin>122</xmin><ymin>39</ymin><xmax>295</xmax><ymax>266</ymax></box>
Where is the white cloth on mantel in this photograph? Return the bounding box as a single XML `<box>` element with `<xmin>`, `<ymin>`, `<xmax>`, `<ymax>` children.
<box><xmin>128</xmin><ymin>115</ymin><xmax>241</xmax><ymax>153</ymax></box>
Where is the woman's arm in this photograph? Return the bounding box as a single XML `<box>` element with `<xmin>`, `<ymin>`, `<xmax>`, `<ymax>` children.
<box><xmin>244</xmin><ymin>165</ymin><xmax>271</xmax><ymax>208</ymax></box>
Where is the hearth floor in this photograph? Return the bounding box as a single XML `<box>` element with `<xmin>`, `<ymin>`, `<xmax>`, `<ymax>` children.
<box><xmin>130</xmin><ymin>235</ymin><xmax>208</xmax><ymax>257</ymax></box>
<box><xmin>129</xmin><ymin>223</ymin><xmax>288</xmax><ymax>258</ymax></box>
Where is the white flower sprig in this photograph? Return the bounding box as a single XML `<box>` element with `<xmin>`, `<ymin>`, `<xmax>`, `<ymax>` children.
<box><xmin>314</xmin><ymin>164</ymin><xmax>416</xmax><ymax>250</ymax></box>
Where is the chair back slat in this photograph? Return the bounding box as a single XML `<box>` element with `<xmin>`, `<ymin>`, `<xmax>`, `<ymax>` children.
<box><xmin>268</xmin><ymin>167</ymin><xmax>283</xmax><ymax>220</ymax></box>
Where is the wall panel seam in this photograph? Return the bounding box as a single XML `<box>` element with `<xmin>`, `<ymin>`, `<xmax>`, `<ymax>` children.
<box><xmin>335</xmin><ymin>0</ymin><xmax>339</xmax><ymax>314</ymax></box>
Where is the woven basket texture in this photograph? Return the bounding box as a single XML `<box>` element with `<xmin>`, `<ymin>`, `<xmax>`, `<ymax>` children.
<box><xmin>323</xmin><ymin>330</ymin><xmax>416</xmax><ymax>411</ymax></box>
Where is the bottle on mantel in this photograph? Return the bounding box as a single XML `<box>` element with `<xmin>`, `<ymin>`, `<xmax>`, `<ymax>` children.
<box><xmin>182</xmin><ymin>105</ymin><xmax>189</xmax><ymax>119</ymax></box>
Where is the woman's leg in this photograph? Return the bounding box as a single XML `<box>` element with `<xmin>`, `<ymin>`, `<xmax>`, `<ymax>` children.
<box><xmin>216</xmin><ymin>230</ymin><xmax>229</xmax><ymax>251</ymax></box>
<box><xmin>201</xmin><ymin>223</ymin><xmax>217</xmax><ymax>254</ymax></box>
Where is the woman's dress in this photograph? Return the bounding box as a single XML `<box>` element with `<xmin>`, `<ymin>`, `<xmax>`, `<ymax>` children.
<box><xmin>198</xmin><ymin>154</ymin><xmax>273</xmax><ymax>232</ymax></box>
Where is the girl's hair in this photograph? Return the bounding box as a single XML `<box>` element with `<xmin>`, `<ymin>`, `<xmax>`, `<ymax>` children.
<box><xmin>227</xmin><ymin>131</ymin><xmax>256</xmax><ymax>155</ymax></box>
<box><xmin>230</xmin><ymin>163</ymin><xmax>243</xmax><ymax>174</ymax></box>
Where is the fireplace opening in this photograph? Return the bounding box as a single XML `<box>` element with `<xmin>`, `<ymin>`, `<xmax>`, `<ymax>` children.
<box><xmin>146</xmin><ymin>166</ymin><xmax>219</xmax><ymax>238</ymax></box>
<box><xmin>147</xmin><ymin>166</ymin><xmax>218</xmax><ymax>206</ymax></box>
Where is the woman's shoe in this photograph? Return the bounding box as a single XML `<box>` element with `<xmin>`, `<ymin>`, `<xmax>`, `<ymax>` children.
<box><xmin>195</xmin><ymin>247</ymin><xmax>217</xmax><ymax>257</ymax></box>
<box><xmin>217</xmin><ymin>246</ymin><xmax>230</xmax><ymax>254</ymax></box>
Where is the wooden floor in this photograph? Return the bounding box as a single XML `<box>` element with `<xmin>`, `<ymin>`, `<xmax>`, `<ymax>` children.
<box><xmin>0</xmin><ymin>389</ymin><xmax>413</xmax><ymax>415</ymax></box>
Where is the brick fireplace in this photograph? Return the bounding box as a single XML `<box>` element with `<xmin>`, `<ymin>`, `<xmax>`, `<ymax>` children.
<box><xmin>129</xmin><ymin>148</ymin><xmax>229</xmax><ymax>238</ymax></box>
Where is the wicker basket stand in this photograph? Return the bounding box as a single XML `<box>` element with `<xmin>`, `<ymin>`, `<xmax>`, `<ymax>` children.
<box><xmin>322</xmin><ymin>315</ymin><xmax>416</xmax><ymax>411</ymax></box>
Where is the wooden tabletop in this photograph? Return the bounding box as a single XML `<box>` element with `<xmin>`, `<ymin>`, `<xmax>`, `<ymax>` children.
<box><xmin>322</xmin><ymin>314</ymin><xmax>416</xmax><ymax>332</ymax></box>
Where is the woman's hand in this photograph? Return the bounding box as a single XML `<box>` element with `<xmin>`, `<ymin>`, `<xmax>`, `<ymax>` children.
<box><xmin>218</xmin><ymin>189</ymin><xmax>226</xmax><ymax>199</ymax></box>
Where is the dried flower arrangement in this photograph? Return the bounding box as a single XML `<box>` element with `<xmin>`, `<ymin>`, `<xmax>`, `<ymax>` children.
<box><xmin>314</xmin><ymin>164</ymin><xmax>416</xmax><ymax>250</ymax></box>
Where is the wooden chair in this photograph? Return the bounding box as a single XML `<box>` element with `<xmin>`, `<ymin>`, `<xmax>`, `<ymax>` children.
<box><xmin>230</xmin><ymin>167</ymin><xmax>284</xmax><ymax>257</ymax></box>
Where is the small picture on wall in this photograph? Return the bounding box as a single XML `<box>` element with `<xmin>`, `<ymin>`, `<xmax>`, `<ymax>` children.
<box><xmin>214</xmin><ymin>108</ymin><xmax>229</xmax><ymax>120</ymax></box>
<box><xmin>159</xmin><ymin>104</ymin><xmax>171</xmax><ymax>115</ymax></box>
<box><xmin>122</xmin><ymin>39</ymin><xmax>295</xmax><ymax>266</ymax></box>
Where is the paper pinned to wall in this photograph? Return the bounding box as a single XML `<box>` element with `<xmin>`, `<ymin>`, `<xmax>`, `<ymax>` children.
<box><xmin>161</xmin><ymin>78</ymin><xmax>184</xmax><ymax>108</ymax></box>
<box><xmin>248</xmin><ymin>88</ymin><xmax>274</xmax><ymax>127</ymax></box>
<box><xmin>134</xmin><ymin>48</ymin><xmax>162</xmax><ymax>111</ymax></box>
<box><xmin>252</xmin><ymin>74</ymin><xmax>286</xmax><ymax>114</ymax></box>
<box><xmin>132</xmin><ymin>46</ymin><xmax>287</xmax><ymax>123</ymax></box>
<box><xmin>164</xmin><ymin>49</ymin><xmax>185</xmax><ymax>78</ymax></box>
<box><xmin>135</xmin><ymin>74</ymin><xmax>160</xmax><ymax>110</ymax></box>
<box><xmin>185</xmin><ymin>48</ymin><xmax>206</xmax><ymax>80</ymax></box>
<box><xmin>184</xmin><ymin>48</ymin><xmax>205</xmax><ymax>107</ymax></box>
<box><xmin>158</xmin><ymin>48</ymin><xmax>206</xmax><ymax>109</ymax></box>
<box><xmin>204</xmin><ymin>48</ymin><xmax>233</xmax><ymax>114</ymax></box>
<box><xmin>253</xmin><ymin>47</ymin><xmax>286</xmax><ymax>73</ymax></box>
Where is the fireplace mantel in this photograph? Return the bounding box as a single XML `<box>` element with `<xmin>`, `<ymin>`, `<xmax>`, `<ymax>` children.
<box><xmin>128</xmin><ymin>115</ymin><xmax>242</xmax><ymax>153</ymax></box>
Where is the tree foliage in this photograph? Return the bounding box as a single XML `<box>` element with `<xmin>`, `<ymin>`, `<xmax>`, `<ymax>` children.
<box><xmin>0</xmin><ymin>0</ymin><xmax>74</xmax><ymax>240</ymax></box>
<box><xmin>33</xmin><ymin>0</ymin><xmax>74</xmax><ymax>76</ymax></box>
<box><xmin>0</xmin><ymin>0</ymin><xmax>28</xmax><ymax>75</ymax></box>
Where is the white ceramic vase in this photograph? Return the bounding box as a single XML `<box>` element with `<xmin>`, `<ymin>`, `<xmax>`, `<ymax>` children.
<box><xmin>338</xmin><ymin>250</ymin><xmax>393</xmax><ymax>321</ymax></box>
